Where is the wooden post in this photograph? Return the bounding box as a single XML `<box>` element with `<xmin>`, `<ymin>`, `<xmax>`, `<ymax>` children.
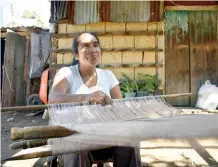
<box><xmin>24</xmin><ymin>37</ymin><xmax>30</xmax><ymax>104</ymax></box>
<box><xmin>49</xmin><ymin>24</ymin><xmax>59</xmax><ymax>94</ymax></box>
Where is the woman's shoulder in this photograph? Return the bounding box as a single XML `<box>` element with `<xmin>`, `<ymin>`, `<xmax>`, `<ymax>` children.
<box><xmin>97</xmin><ymin>68</ymin><xmax>114</xmax><ymax>77</ymax></box>
<box><xmin>58</xmin><ymin>65</ymin><xmax>77</xmax><ymax>74</ymax></box>
<box><xmin>55</xmin><ymin>65</ymin><xmax>78</xmax><ymax>81</ymax></box>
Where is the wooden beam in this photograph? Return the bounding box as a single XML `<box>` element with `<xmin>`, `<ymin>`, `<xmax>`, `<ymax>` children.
<box><xmin>159</xmin><ymin>0</ymin><xmax>164</xmax><ymax>21</ymax></box>
<box><xmin>52</xmin><ymin>48</ymin><xmax>164</xmax><ymax>53</ymax></box>
<box><xmin>51</xmin><ymin>31</ymin><xmax>164</xmax><ymax>38</ymax></box>
<box><xmin>1</xmin><ymin>27</ymin><xmax>44</xmax><ymax>33</ymax></box>
<box><xmin>1</xmin><ymin>32</ymin><xmax>30</xmax><ymax>38</ymax></box>
<box><xmin>50</xmin><ymin>63</ymin><xmax>163</xmax><ymax>70</ymax></box>
<box><xmin>165</xmin><ymin>5</ymin><xmax>218</xmax><ymax>11</ymax></box>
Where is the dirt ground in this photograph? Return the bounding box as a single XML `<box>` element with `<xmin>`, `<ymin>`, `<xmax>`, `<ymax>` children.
<box><xmin>1</xmin><ymin>110</ymin><xmax>48</xmax><ymax>167</ymax></box>
<box><xmin>1</xmin><ymin>108</ymin><xmax>218</xmax><ymax>167</ymax></box>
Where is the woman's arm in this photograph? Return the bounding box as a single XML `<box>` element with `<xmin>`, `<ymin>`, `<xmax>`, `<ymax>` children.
<box><xmin>48</xmin><ymin>77</ymin><xmax>87</xmax><ymax>104</ymax></box>
<box><xmin>110</xmin><ymin>84</ymin><xmax>123</xmax><ymax>99</ymax></box>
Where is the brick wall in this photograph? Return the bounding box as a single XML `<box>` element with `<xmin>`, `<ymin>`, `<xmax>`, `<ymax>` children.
<box><xmin>51</xmin><ymin>21</ymin><xmax>165</xmax><ymax>88</ymax></box>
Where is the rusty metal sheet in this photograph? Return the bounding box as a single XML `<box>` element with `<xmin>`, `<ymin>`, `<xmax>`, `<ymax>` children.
<box><xmin>110</xmin><ymin>1</ymin><xmax>150</xmax><ymax>22</ymax></box>
<box><xmin>74</xmin><ymin>1</ymin><xmax>99</xmax><ymax>24</ymax></box>
<box><xmin>50</xmin><ymin>1</ymin><xmax>162</xmax><ymax>24</ymax></box>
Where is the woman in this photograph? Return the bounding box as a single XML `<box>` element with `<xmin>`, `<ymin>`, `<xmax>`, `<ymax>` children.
<box><xmin>49</xmin><ymin>32</ymin><xmax>141</xmax><ymax>167</ymax></box>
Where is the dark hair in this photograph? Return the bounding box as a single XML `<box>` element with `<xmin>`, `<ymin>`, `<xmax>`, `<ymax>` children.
<box><xmin>72</xmin><ymin>32</ymin><xmax>100</xmax><ymax>66</ymax></box>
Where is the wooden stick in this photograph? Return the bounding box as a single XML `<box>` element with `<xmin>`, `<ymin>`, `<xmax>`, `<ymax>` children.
<box><xmin>1</xmin><ymin>104</ymin><xmax>48</xmax><ymax>112</ymax></box>
<box><xmin>11</xmin><ymin>125</ymin><xmax>77</xmax><ymax>141</ymax></box>
<box><xmin>1</xmin><ymin>93</ymin><xmax>192</xmax><ymax>112</ymax></box>
<box><xmin>9</xmin><ymin>139</ymin><xmax>47</xmax><ymax>150</ymax></box>
<box><xmin>3</xmin><ymin>146</ymin><xmax>53</xmax><ymax>161</ymax></box>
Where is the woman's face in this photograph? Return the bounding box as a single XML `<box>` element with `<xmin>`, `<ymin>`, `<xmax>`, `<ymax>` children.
<box><xmin>76</xmin><ymin>33</ymin><xmax>101</xmax><ymax>67</ymax></box>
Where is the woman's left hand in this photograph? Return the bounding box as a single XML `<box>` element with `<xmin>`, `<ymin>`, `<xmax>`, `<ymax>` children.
<box><xmin>84</xmin><ymin>91</ymin><xmax>111</xmax><ymax>106</ymax></box>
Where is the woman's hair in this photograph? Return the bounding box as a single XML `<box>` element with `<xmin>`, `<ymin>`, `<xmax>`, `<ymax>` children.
<box><xmin>71</xmin><ymin>32</ymin><xmax>100</xmax><ymax>66</ymax></box>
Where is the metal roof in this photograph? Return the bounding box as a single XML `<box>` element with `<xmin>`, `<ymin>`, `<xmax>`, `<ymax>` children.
<box><xmin>50</xmin><ymin>1</ymin><xmax>160</xmax><ymax>24</ymax></box>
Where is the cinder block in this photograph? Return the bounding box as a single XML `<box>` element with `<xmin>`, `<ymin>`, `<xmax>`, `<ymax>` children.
<box><xmin>57</xmin><ymin>53</ymin><xmax>74</xmax><ymax>64</ymax></box>
<box><xmin>101</xmin><ymin>51</ymin><xmax>122</xmax><ymax>65</ymax></box>
<box><xmin>67</xmin><ymin>24</ymin><xmax>86</xmax><ymax>33</ymax></box>
<box><xmin>58</xmin><ymin>38</ymin><xmax>74</xmax><ymax>49</ymax></box>
<box><xmin>114</xmin><ymin>67</ymin><xmax>135</xmax><ymax>80</ymax></box>
<box><xmin>99</xmin><ymin>36</ymin><xmax>113</xmax><ymax>49</ymax></box>
<box><xmin>100</xmin><ymin>67</ymin><xmax>114</xmax><ymax>73</ymax></box>
<box><xmin>158</xmin><ymin>35</ymin><xmax>164</xmax><ymax>49</ymax></box>
<box><xmin>158</xmin><ymin>52</ymin><xmax>164</xmax><ymax>64</ymax></box>
<box><xmin>126</xmin><ymin>22</ymin><xmax>148</xmax><ymax>32</ymax></box>
<box><xmin>147</xmin><ymin>22</ymin><xmax>157</xmax><ymax>32</ymax></box>
<box><xmin>135</xmin><ymin>35</ymin><xmax>155</xmax><ymax>49</ymax></box>
<box><xmin>58</xmin><ymin>24</ymin><xmax>67</xmax><ymax>34</ymax></box>
<box><xmin>86</xmin><ymin>22</ymin><xmax>105</xmax><ymax>33</ymax></box>
<box><xmin>106</xmin><ymin>22</ymin><xmax>125</xmax><ymax>32</ymax></box>
<box><xmin>143</xmin><ymin>52</ymin><xmax>156</xmax><ymax>64</ymax></box>
<box><xmin>63</xmin><ymin>53</ymin><xmax>74</xmax><ymax>64</ymax></box>
<box><xmin>122</xmin><ymin>51</ymin><xmax>142</xmax><ymax>64</ymax></box>
<box><xmin>113</xmin><ymin>35</ymin><xmax>134</xmax><ymax>49</ymax></box>
<box><xmin>57</xmin><ymin>53</ymin><xmax>63</xmax><ymax>64</ymax></box>
<box><xmin>135</xmin><ymin>67</ymin><xmax>156</xmax><ymax>77</ymax></box>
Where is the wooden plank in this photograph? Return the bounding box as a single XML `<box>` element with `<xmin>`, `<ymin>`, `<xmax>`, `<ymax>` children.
<box><xmin>165</xmin><ymin>5</ymin><xmax>218</xmax><ymax>11</ymax></box>
<box><xmin>49</xmin><ymin>38</ymin><xmax>58</xmax><ymax>83</ymax></box>
<box><xmin>49</xmin><ymin>25</ymin><xmax>59</xmax><ymax>93</ymax></box>
<box><xmin>2</xmin><ymin>33</ymin><xmax>16</xmax><ymax>107</ymax></box>
<box><xmin>23</xmin><ymin>38</ymin><xmax>30</xmax><ymax>80</ymax></box>
<box><xmin>159</xmin><ymin>0</ymin><xmax>164</xmax><ymax>21</ymax></box>
<box><xmin>52</xmin><ymin>31</ymin><xmax>164</xmax><ymax>38</ymax></box>
<box><xmin>217</xmin><ymin>11</ymin><xmax>218</xmax><ymax>84</ymax></box>
<box><xmin>209</xmin><ymin>11</ymin><xmax>218</xmax><ymax>85</ymax></box>
<box><xmin>2</xmin><ymin>33</ymin><xmax>26</xmax><ymax>107</ymax></box>
<box><xmin>165</xmin><ymin>12</ymin><xmax>179</xmax><ymax>105</ymax></box>
<box><xmin>176</xmin><ymin>18</ymin><xmax>190</xmax><ymax>106</ymax></box>
<box><xmin>50</xmin><ymin>63</ymin><xmax>163</xmax><ymax>69</ymax></box>
<box><xmin>203</xmin><ymin>11</ymin><xmax>213</xmax><ymax>81</ymax></box>
<box><xmin>14</xmin><ymin>34</ymin><xmax>26</xmax><ymax>106</ymax></box>
<box><xmin>190</xmin><ymin>11</ymin><xmax>205</xmax><ymax>106</ymax></box>
<box><xmin>1</xmin><ymin>27</ymin><xmax>42</xmax><ymax>33</ymax></box>
<box><xmin>1</xmin><ymin>32</ymin><xmax>30</xmax><ymax>38</ymax></box>
<box><xmin>23</xmin><ymin>38</ymin><xmax>30</xmax><ymax>103</ymax></box>
<box><xmin>52</xmin><ymin>48</ymin><xmax>163</xmax><ymax>53</ymax></box>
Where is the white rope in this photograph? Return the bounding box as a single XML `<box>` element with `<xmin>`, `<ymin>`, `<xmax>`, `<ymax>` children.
<box><xmin>47</xmin><ymin>96</ymin><xmax>218</xmax><ymax>155</ymax></box>
<box><xmin>48</xmin><ymin>96</ymin><xmax>184</xmax><ymax>125</ymax></box>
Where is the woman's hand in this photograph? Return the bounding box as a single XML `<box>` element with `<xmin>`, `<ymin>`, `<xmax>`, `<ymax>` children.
<box><xmin>84</xmin><ymin>91</ymin><xmax>111</xmax><ymax>106</ymax></box>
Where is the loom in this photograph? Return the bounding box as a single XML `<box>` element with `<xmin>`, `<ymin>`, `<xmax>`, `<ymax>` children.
<box><xmin>4</xmin><ymin>94</ymin><xmax>218</xmax><ymax>161</ymax></box>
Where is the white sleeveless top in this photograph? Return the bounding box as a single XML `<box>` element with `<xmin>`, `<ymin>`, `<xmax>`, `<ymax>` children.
<box><xmin>56</xmin><ymin>65</ymin><xmax>119</xmax><ymax>97</ymax></box>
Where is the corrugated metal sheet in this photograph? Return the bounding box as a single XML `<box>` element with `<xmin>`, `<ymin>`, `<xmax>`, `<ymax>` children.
<box><xmin>74</xmin><ymin>1</ymin><xmax>99</xmax><ymax>24</ymax></box>
<box><xmin>110</xmin><ymin>1</ymin><xmax>150</xmax><ymax>22</ymax></box>
<box><xmin>150</xmin><ymin>1</ymin><xmax>161</xmax><ymax>22</ymax></box>
<box><xmin>50</xmin><ymin>1</ymin><xmax>67</xmax><ymax>23</ymax></box>
<box><xmin>1</xmin><ymin>26</ymin><xmax>47</xmax><ymax>32</ymax></box>
<box><xmin>50</xmin><ymin>1</ymin><xmax>159</xmax><ymax>24</ymax></box>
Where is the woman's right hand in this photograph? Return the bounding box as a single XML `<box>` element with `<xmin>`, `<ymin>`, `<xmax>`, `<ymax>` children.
<box><xmin>84</xmin><ymin>91</ymin><xmax>111</xmax><ymax>106</ymax></box>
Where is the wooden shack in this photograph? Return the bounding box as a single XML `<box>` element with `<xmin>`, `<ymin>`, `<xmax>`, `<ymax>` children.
<box><xmin>164</xmin><ymin>1</ymin><xmax>218</xmax><ymax>106</ymax></box>
<box><xmin>1</xmin><ymin>26</ymin><xmax>50</xmax><ymax>107</ymax></box>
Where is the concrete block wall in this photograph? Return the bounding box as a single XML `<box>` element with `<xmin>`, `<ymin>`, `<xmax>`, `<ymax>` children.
<box><xmin>52</xmin><ymin>21</ymin><xmax>165</xmax><ymax>88</ymax></box>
